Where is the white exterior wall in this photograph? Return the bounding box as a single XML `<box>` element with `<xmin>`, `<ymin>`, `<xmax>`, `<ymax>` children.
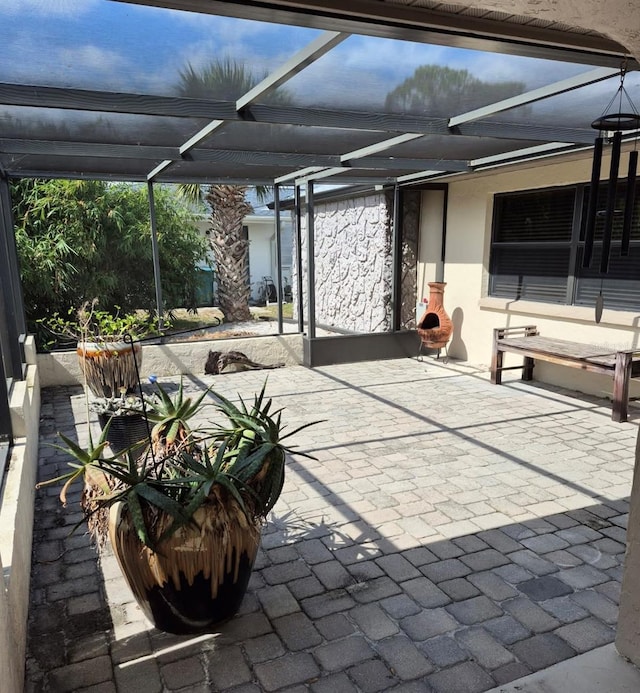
<box><xmin>417</xmin><ymin>189</ymin><xmax>446</xmax><ymax>299</ymax></box>
<box><xmin>247</xmin><ymin>217</ymin><xmax>276</xmax><ymax>300</ymax></box>
<box><xmin>418</xmin><ymin>146</ymin><xmax>640</xmax><ymax>399</ymax></box>
<box><xmin>296</xmin><ymin>193</ymin><xmax>393</xmax><ymax>333</ymax></box>
<box><xmin>197</xmin><ymin>216</ymin><xmax>292</xmax><ymax>303</ymax></box>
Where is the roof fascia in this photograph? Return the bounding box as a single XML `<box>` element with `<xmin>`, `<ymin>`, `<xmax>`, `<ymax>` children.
<box><xmin>113</xmin><ymin>0</ymin><xmax>635</xmax><ymax>68</ymax></box>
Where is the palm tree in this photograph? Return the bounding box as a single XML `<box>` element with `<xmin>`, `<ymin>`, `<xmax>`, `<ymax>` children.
<box><xmin>178</xmin><ymin>59</ymin><xmax>285</xmax><ymax>323</ymax></box>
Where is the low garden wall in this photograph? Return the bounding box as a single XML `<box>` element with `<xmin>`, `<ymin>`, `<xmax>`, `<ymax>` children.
<box><xmin>0</xmin><ymin>337</ymin><xmax>40</xmax><ymax>693</ymax></box>
<box><xmin>37</xmin><ymin>334</ymin><xmax>304</xmax><ymax>389</ymax></box>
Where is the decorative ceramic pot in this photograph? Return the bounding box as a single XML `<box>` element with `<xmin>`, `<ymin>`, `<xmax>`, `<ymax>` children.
<box><xmin>77</xmin><ymin>340</ymin><xmax>142</xmax><ymax>398</ymax></box>
<box><xmin>108</xmin><ymin>492</ymin><xmax>261</xmax><ymax>634</ymax></box>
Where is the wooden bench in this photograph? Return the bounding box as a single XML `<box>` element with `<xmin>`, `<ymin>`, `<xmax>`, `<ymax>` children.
<box><xmin>490</xmin><ymin>325</ymin><xmax>640</xmax><ymax>422</ymax></box>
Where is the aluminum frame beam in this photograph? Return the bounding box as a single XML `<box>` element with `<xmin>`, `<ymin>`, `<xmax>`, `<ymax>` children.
<box><xmin>273</xmin><ymin>184</ymin><xmax>284</xmax><ymax>334</ymax></box>
<box><xmin>283</xmin><ymin>133</ymin><xmax>427</xmax><ymax>187</ymax></box>
<box><xmin>179</xmin><ymin>120</ymin><xmax>225</xmax><ymax>156</ymax></box>
<box><xmin>305</xmin><ymin>180</ymin><xmax>316</xmax><ymax>339</ymax></box>
<box><xmin>295</xmin><ymin>168</ymin><xmax>349</xmax><ymax>185</ymax></box>
<box><xmin>355</xmin><ymin>157</ymin><xmax>469</xmax><ymax>172</ymax></box>
<box><xmin>147</xmin><ymin>160</ymin><xmax>173</xmax><ymax>181</ymax></box>
<box><xmin>275</xmin><ymin>167</ymin><xmax>325</xmax><ymax>184</ymax></box>
<box><xmin>470</xmin><ymin>141</ymin><xmax>580</xmax><ymax>168</ymax></box>
<box><xmin>449</xmin><ymin>67</ymin><xmax>620</xmax><ymax>127</ymax></box>
<box><xmin>0</xmin><ymin>138</ymin><xmax>572</xmax><ymax>171</ymax></box>
<box><xmin>294</xmin><ymin>185</ymin><xmax>304</xmax><ymax>333</ymax></box>
<box><xmin>0</xmin><ymin>176</ymin><xmax>24</xmax><ymax>381</ymax></box>
<box><xmin>146</xmin><ymin>28</ymin><xmax>352</xmax><ymax>180</ymax></box>
<box><xmin>390</xmin><ymin>184</ymin><xmax>401</xmax><ymax>332</ymax></box>
<box><xmin>0</xmin><ymin>139</ymin><xmax>178</xmax><ymax>160</ymax></box>
<box><xmin>236</xmin><ymin>31</ymin><xmax>348</xmax><ymax>110</ymax></box>
<box><xmin>455</xmin><ymin>121</ymin><xmax>595</xmax><ymax>145</ymax></box>
<box><xmin>396</xmin><ymin>170</ymin><xmax>446</xmax><ymax>184</ymax></box>
<box><xmin>0</xmin><ymin>337</ymin><xmax>12</xmax><ymax>446</ymax></box>
<box><xmin>0</xmin><ymin>83</ymin><xmax>449</xmax><ymax>135</ymax></box>
<box><xmin>0</xmin><ymin>85</ymin><xmax>599</xmax><ymax>148</ymax></box>
<box><xmin>340</xmin><ymin>133</ymin><xmax>424</xmax><ymax>162</ymax></box>
<box><xmin>147</xmin><ymin>181</ymin><xmax>165</xmax><ymax>327</ymax></box>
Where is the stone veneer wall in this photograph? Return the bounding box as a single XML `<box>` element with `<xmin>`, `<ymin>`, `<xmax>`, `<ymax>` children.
<box><xmin>294</xmin><ymin>193</ymin><xmax>393</xmax><ymax>333</ymax></box>
<box><xmin>400</xmin><ymin>190</ymin><xmax>420</xmax><ymax>329</ymax></box>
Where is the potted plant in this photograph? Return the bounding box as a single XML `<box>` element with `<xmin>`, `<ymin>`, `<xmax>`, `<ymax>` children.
<box><xmin>41</xmin><ymin>299</ymin><xmax>165</xmax><ymax>397</ymax></box>
<box><xmin>39</xmin><ymin>378</ymin><xmax>318</xmax><ymax>634</ymax></box>
<box><xmin>91</xmin><ymin>392</ymin><xmax>151</xmax><ymax>460</ymax></box>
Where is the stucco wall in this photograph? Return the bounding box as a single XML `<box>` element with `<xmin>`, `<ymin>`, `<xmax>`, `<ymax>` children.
<box><xmin>295</xmin><ymin>193</ymin><xmax>393</xmax><ymax>333</ymax></box>
<box><xmin>451</xmin><ymin>1</ymin><xmax>640</xmax><ymax>64</ymax></box>
<box><xmin>419</xmin><ymin>145</ymin><xmax>640</xmax><ymax>399</ymax></box>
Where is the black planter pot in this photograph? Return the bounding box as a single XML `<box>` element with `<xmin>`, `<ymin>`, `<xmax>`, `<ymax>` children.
<box><xmin>98</xmin><ymin>413</ymin><xmax>150</xmax><ymax>458</ymax></box>
<box><xmin>137</xmin><ymin>553</ymin><xmax>256</xmax><ymax>634</ymax></box>
<box><xmin>108</xmin><ymin>501</ymin><xmax>262</xmax><ymax>634</ymax></box>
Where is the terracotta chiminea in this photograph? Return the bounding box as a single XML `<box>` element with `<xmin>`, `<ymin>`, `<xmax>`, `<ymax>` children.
<box><xmin>417</xmin><ymin>282</ymin><xmax>453</xmax><ymax>350</ymax></box>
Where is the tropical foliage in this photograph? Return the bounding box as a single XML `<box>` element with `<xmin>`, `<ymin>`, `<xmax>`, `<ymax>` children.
<box><xmin>12</xmin><ymin>179</ymin><xmax>209</xmax><ymax>342</ymax></box>
<box><xmin>385</xmin><ymin>65</ymin><xmax>525</xmax><ymax>116</ymax></box>
<box><xmin>41</xmin><ymin>299</ymin><xmax>166</xmax><ymax>349</ymax></box>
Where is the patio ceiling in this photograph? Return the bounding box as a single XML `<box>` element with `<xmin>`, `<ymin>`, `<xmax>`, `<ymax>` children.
<box><xmin>1</xmin><ymin>1</ymin><xmax>638</xmax><ymax>187</ymax></box>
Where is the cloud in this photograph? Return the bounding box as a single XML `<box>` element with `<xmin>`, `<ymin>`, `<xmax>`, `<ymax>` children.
<box><xmin>57</xmin><ymin>44</ymin><xmax>130</xmax><ymax>79</ymax></box>
<box><xmin>0</xmin><ymin>0</ymin><xmax>99</xmax><ymax>18</ymax></box>
<box><xmin>166</xmin><ymin>9</ymin><xmax>273</xmax><ymax>38</ymax></box>
<box><xmin>0</xmin><ymin>30</ymin><xmax>134</xmax><ymax>92</ymax></box>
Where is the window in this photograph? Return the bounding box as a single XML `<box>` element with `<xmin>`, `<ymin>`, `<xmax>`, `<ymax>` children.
<box><xmin>489</xmin><ymin>179</ymin><xmax>640</xmax><ymax>310</ymax></box>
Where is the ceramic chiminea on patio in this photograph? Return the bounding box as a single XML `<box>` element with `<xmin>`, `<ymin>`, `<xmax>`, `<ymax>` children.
<box><xmin>417</xmin><ymin>282</ymin><xmax>453</xmax><ymax>357</ymax></box>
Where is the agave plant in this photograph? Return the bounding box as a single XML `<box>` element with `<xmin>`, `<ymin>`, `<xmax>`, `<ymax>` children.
<box><xmin>145</xmin><ymin>376</ymin><xmax>213</xmax><ymax>453</ymax></box>
<box><xmin>212</xmin><ymin>384</ymin><xmax>319</xmax><ymax>516</ymax></box>
<box><xmin>39</xmin><ymin>378</ymin><xmax>319</xmax><ymax>550</ymax></box>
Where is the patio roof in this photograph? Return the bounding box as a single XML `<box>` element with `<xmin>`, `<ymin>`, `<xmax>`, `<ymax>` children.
<box><xmin>1</xmin><ymin>0</ymin><xmax>639</xmax><ymax>186</ymax></box>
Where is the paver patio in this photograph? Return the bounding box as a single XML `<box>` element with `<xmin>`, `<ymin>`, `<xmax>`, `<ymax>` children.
<box><xmin>25</xmin><ymin>357</ymin><xmax>636</xmax><ymax>692</ymax></box>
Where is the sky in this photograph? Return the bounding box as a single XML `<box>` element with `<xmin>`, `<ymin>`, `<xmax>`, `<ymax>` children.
<box><xmin>0</xmin><ymin>0</ymin><xmax>637</xmax><ymax>123</ymax></box>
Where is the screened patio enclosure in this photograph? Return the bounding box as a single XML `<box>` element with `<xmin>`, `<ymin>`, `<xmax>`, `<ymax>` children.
<box><xmin>1</xmin><ymin>0</ymin><xmax>639</xmax><ymax>452</ymax></box>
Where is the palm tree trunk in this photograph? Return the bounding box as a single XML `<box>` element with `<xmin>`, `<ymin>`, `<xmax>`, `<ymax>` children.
<box><xmin>206</xmin><ymin>185</ymin><xmax>253</xmax><ymax>322</ymax></box>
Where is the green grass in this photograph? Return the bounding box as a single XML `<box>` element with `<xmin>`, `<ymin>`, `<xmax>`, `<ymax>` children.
<box><xmin>252</xmin><ymin>303</ymin><xmax>294</xmax><ymax>320</ymax></box>
<box><xmin>167</xmin><ymin>304</ymin><xmax>293</xmax><ymax>332</ymax></box>
<box><xmin>167</xmin><ymin>307</ymin><xmax>224</xmax><ymax>332</ymax></box>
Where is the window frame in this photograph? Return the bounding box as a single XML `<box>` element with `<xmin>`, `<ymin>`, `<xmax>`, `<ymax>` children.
<box><xmin>489</xmin><ymin>179</ymin><xmax>640</xmax><ymax>310</ymax></box>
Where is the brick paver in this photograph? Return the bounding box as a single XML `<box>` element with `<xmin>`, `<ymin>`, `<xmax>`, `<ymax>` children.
<box><xmin>25</xmin><ymin>359</ymin><xmax>636</xmax><ymax>691</ymax></box>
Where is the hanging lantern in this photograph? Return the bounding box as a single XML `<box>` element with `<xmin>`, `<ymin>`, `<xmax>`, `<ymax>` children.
<box><xmin>583</xmin><ymin>64</ymin><xmax>640</xmax><ymax>277</ymax></box>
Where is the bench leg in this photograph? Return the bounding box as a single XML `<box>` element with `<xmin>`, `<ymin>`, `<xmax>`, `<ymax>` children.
<box><xmin>523</xmin><ymin>356</ymin><xmax>534</xmax><ymax>381</ymax></box>
<box><xmin>612</xmin><ymin>351</ymin><xmax>632</xmax><ymax>422</ymax></box>
<box><xmin>491</xmin><ymin>347</ymin><xmax>503</xmax><ymax>384</ymax></box>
